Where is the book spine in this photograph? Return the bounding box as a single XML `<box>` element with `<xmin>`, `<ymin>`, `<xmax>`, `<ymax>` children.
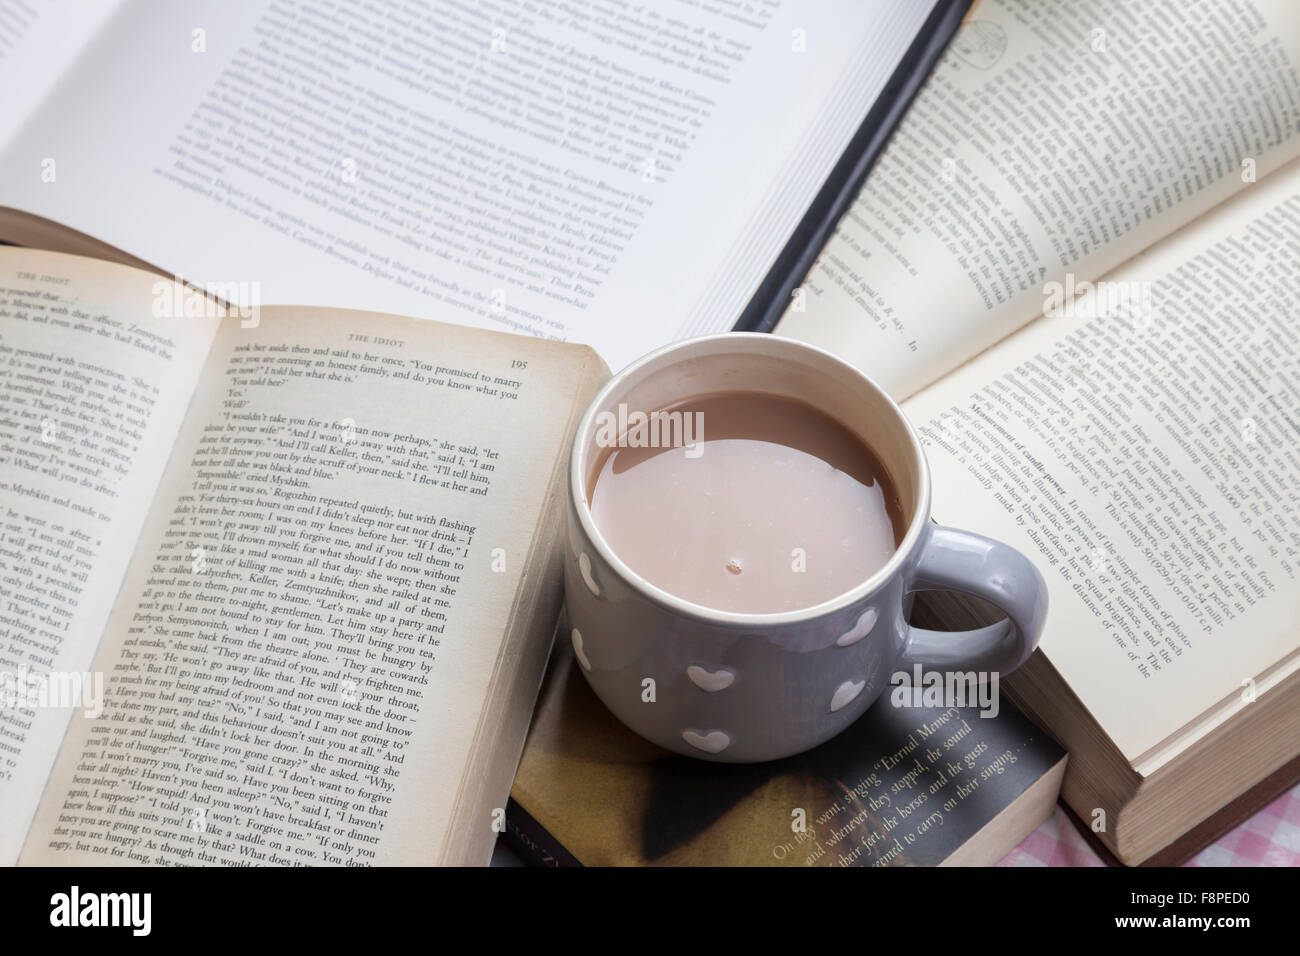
<box><xmin>503</xmin><ymin>798</ymin><xmax>583</xmax><ymax>868</ymax></box>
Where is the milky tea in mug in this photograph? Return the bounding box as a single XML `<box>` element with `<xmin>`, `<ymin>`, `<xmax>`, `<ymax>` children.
<box><xmin>587</xmin><ymin>391</ymin><xmax>905</xmax><ymax>614</ymax></box>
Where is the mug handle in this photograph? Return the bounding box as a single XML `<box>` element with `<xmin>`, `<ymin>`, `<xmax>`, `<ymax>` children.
<box><xmin>900</xmin><ymin>524</ymin><xmax>1048</xmax><ymax>675</ymax></box>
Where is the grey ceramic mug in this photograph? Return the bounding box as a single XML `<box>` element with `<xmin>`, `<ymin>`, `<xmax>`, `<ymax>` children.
<box><xmin>564</xmin><ymin>333</ymin><xmax>1048</xmax><ymax>762</ymax></box>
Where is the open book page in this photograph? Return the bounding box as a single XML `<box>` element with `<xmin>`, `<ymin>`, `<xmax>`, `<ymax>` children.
<box><xmin>776</xmin><ymin>0</ymin><xmax>1300</xmax><ymax>401</ymax></box>
<box><xmin>0</xmin><ymin>0</ymin><xmax>935</xmax><ymax>371</ymax></box>
<box><xmin>0</xmin><ymin>248</ymin><xmax>220</xmax><ymax>865</ymax></box>
<box><xmin>18</xmin><ymin>306</ymin><xmax>604</xmax><ymax>866</ymax></box>
<box><xmin>901</xmin><ymin>157</ymin><xmax>1300</xmax><ymax>769</ymax></box>
<box><xmin>0</xmin><ymin>0</ymin><xmax>122</xmax><ymax>146</ymax></box>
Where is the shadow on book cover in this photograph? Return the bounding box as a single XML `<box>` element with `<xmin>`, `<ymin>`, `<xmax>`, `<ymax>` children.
<box><xmin>508</xmin><ymin>636</ymin><xmax>1065</xmax><ymax>867</ymax></box>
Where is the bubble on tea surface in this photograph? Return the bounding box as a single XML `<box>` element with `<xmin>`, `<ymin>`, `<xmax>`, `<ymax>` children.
<box><xmin>588</xmin><ymin>392</ymin><xmax>902</xmax><ymax>614</ymax></box>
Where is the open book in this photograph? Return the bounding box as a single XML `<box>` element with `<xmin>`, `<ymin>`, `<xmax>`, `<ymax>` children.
<box><xmin>0</xmin><ymin>0</ymin><xmax>960</xmax><ymax>372</ymax></box>
<box><xmin>775</xmin><ymin>0</ymin><xmax>1300</xmax><ymax>863</ymax></box>
<box><xmin>0</xmin><ymin>246</ymin><xmax>607</xmax><ymax>865</ymax></box>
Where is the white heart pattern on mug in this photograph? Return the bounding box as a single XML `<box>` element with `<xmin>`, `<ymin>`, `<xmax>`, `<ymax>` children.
<box><xmin>686</xmin><ymin>665</ymin><xmax>734</xmax><ymax>692</ymax></box>
<box><xmin>578</xmin><ymin>551</ymin><xmax>601</xmax><ymax>596</ymax></box>
<box><xmin>829</xmin><ymin>678</ymin><xmax>866</xmax><ymax>712</ymax></box>
<box><xmin>835</xmin><ymin>606</ymin><xmax>878</xmax><ymax>647</ymax></box>
<box><xmin>571</xmin><ymin>628</ymin><xmax>591</xmax><ymax>670</ymax></box>
<box><xmin>562</xmin><ymin>333</ymin><xmax>1051</xmax><ymax>763</ymax></box>
<box><xmin>681</xmin><ymin>729</ymin><xmax>731</xmax><ymax>754</ymax></box>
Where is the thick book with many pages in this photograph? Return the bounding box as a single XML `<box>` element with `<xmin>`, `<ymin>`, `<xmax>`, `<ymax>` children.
<box><xmin>769</xmin><ymin>0</ymin><xmax>1300</xmax><ymax>863</ymax></box>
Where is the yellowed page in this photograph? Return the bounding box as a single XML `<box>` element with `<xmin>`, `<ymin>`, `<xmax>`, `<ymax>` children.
<box><xmin>778</xmin><ymin>0</ymin><xmax>1300</xmax><ymax>400</ymax></box>
<box><xmin>18</xmin><ymin>306</ymin><xmax>598</xmax><ymax>865</ymax></box>
<box><xmin>0</xmin><ymin>248</ymin><xmax>219</xmax><ymax>864</ymax></box>
<box><xmin>902</xmin><ymin>158</ymin><xmax>1300</xmax><ymax>766</ymax></box>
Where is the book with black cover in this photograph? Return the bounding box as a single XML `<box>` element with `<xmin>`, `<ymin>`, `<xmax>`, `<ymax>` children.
<box><xmin>733</xmin><ymin>0</ymin><xmax>973</xmax><ymax>335</ymax></box>
<box><xmin>506</xmin><ymin>637</ymin><xmax>1066</xmax><ymax>867</ymax></box>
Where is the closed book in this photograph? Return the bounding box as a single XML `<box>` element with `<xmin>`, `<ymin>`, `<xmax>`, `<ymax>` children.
<box><xmin>507</xmin><ymin>638</ymin><xmax>1066</xmax><ymax>866</ymax></box>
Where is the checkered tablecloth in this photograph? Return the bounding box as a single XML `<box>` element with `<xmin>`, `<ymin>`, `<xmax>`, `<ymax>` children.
<box><xmin>492</xmin><ymin>780</ymin><xmax>1300</xmax><ymax>868</ymax></box>
<box><xmin>999</xmin><ymin>782</ymin><xmax>1300</xmax><ymax>866</ymax></box>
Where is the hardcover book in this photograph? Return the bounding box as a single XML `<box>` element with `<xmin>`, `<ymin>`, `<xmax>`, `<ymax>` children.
<box><xmin>775</xmin><ymin>0</ymin><xmax>1300</xmax><ymax>864</ymax></box>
